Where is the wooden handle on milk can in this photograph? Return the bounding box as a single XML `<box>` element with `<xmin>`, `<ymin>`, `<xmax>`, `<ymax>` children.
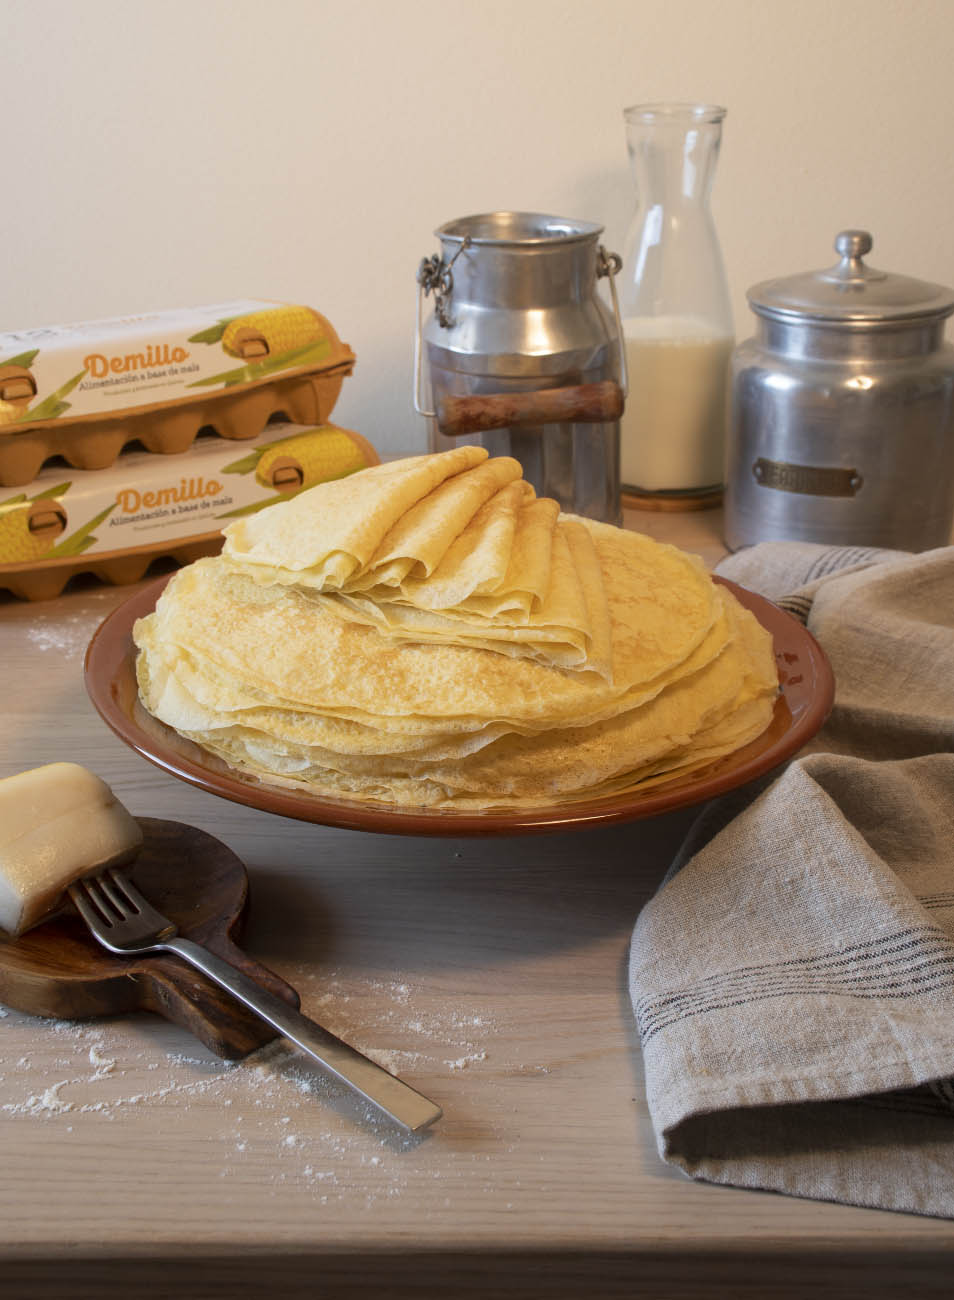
<box><xmin>435</xmin><ymin>380</ymin><xmax>624</xmax><ymax>436</ymax></box>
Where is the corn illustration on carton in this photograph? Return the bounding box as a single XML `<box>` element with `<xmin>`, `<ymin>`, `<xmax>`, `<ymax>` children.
<box><xmin>0</xmin><ymin>303</ymin><xmax>356</xmax><ymax>487</ymax></box>
<box><xmin>0</xmin><ymin>495</ymin><xmax>68</xmax><ymax>563</ymax></box>
<box><xmin>0</xmin><ymin>482</ymin><xmax>114</xmax><ymax>566</ymax></box>
<box><xmin>0</xmin><ymin>421</ymin><xmax>378</xmax><ymax>600</ymax></box>
<box><xmin>220</xmin><ymin>426</ymin><xmax>378</xmax><ymax>497</ymax></box>
<box><xmin>218</xmin><ymin>306</ymin><xmax>326</xmax><ymax>360</ymax></box>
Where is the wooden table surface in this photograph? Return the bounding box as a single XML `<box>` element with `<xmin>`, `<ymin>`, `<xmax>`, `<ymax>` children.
<box><xmin>2</xmin><ymin>505</ymin><xmax>953</xmax><ymax>1299</ymax></box>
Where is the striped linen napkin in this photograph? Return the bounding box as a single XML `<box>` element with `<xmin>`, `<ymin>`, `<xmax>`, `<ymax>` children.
<box><xmin>630</xmin><ymin>541</ymin><xmax>954</xmax><ymax>1217</ymax></box>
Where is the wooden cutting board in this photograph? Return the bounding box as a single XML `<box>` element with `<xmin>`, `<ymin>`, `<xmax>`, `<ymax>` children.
<box><xmin>0</xmin><ymin>817</ymin><xmax>300</xmax><ymax>1060</ymax></box>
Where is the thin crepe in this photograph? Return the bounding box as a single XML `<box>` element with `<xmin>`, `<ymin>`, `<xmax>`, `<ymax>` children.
<box><xmin>134</xmin><ymin>449</ymin><xmax>778</xmax><ymax>810</ymax></box>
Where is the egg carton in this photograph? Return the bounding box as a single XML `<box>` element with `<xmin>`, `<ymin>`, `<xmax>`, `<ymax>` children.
<box><xmin>0</xmin><ymin>301</ymin><xmax>356</xmax><ymax>487</ymax></box>
<box><xmin>0</xmin><ymin>532</ymin><xmax>225</xmax><ymax>601</ymax></box>
<box><xmin>0</xmin><ymin>420</ymin><xmax>379</xmax><ymax>601</ymax></box>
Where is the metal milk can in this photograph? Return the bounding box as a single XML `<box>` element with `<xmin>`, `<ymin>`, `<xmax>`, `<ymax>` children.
<box><xmin>414</xmin><ymin>211</ymin><xmax>626</xmax><ymax>523</ymax></box>
<box><xmin>725</xmin><ymin>230</ymin><xmax>954</xmax><ymax>552</ymax></box>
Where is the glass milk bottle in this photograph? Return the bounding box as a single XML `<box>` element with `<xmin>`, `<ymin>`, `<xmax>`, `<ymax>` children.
<box><xmin>619</xmin><ymin>103</ymin><xmax>733</xmax><ymax>505</ymax></box>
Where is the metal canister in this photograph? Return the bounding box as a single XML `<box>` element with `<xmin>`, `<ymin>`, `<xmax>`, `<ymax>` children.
<box><xmin>414</xmin><ymin>211</ymin><xmax>626</xmax><ymax>523</ymax></box>
<box><xmin>725</xmin><ymin>230</ymin><xmax>954</xmax><ymax>552</ymax></box>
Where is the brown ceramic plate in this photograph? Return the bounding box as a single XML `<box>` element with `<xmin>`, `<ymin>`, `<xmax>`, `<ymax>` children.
<box><xmin>85</xmin><ymin>574</ymin><xmax>834</xmax><ymax>837</ymax></box>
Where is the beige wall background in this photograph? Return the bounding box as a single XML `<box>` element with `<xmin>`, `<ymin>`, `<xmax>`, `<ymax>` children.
<box><xmin>2</xmin><ymin>0</ymin><xmax>952</xmax><ymax>458</ymax></box>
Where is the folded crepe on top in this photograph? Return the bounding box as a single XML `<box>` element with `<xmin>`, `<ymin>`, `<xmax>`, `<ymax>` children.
<box><xmin>133</xmin><ymin>448</ymin><xmax>779</xmax><ymax>810</ymax></box>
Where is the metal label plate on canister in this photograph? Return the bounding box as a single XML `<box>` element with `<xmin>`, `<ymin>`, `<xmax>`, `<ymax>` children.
<box><xmin>752</xmin><ymin>459</ymin><xmax>863</xmax><ymax>498</ymax></box>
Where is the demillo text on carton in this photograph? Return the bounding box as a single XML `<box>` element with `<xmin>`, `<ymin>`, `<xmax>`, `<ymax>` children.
<box><xmin>82</xmin><ymin>343</ymin><xmax>192</xmax><ymax>381</ymax></box>
<box><xmin>115</xmin><ymin>474</ymin><xmax>225</xmax><ymax>520</ymax></box>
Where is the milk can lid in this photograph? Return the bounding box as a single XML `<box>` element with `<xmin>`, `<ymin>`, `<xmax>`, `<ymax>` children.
<box><xmin>747</xmin><ymin>231</ymin><xmax>954</xmax><ymax>326</ymax></box>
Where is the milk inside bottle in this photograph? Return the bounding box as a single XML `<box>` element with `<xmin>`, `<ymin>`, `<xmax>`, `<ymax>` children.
<box><xmin>620</xmin><ymin>315</ymin><xmax>733</xmax><ymax>493</ymax></box>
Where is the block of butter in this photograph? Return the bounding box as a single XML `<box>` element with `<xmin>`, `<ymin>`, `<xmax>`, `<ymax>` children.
<box><xmin>0</xmin><ymin>420</ymin><xmax>379</xmax><ymax>600</ymax></box>
<box><xmin>0</xmin><ymin>763</ymin><xmax>143</xmax><ymax>936</ymax></box>
<box><xmin>0</xmin><ymin>301</ymin><xmax>356</xmax><ymax>486</ymax></box>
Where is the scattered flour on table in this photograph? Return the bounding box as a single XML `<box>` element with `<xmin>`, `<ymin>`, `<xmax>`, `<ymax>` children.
<box><xmin>1</xmin><ymin>974</ymin><xmax>500</xmax><ymax>1203</ymax></box>
<box><xmin>88</xmin><ymin>1043</ymin><xmax>116</xmax><ymax>1080</ymax></box>
<box><xmin>446</xmin><ymin>1051</ymin><xmax>488</xmax><ymax>1071</ymax></box>
<box><xmin>24</xmin><ymin>606</ymin><xmax>112</xmax><ymax>658</ymax></box>
<box><xmin>17</xmin><ymin>1081</ymin><xmax>72</xmax><ymax>1116</ymax></box>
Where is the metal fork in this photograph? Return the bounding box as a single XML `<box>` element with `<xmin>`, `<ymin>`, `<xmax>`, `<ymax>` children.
<box><xmin>68</xmin><ymin>868</ymin><xmax>442</xmax><ymax>1134</ymax></box>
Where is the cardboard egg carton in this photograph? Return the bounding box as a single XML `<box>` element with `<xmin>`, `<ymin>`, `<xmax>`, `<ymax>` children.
<box><xmin>0</xmin><ymin>301</ymin><xmax>356</xmax><ymax>487</ymax></box>
<box><xmin>0</xmin><ymin>420</ymin><xmax>379</xmax><ymax>601</ymax></box>
<box><xmin>2</xmin><ymin>533</ymin><xmax>226</xmax><ymax>602</ymax></box>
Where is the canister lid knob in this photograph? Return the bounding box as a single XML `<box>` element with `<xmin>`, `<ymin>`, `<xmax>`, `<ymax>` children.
<box><xmin>837</xmin><ymin>230</ymin><xmax>873</xmax><ymax>273</ymax></box>
<box><xmin>822</xmin><ymin>229</ymin><xmax>884</xmax><ymax>287</ymax></box>
<box><xmin>834</xmin><ymin>229</ymin><xmax>873</xmax><ymax>265</ymax></box>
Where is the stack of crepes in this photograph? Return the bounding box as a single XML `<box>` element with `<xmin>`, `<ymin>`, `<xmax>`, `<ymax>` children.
<box><xmin>133</xmin><ymin>447</ymin><xmax>779</xmax><ymax>810</ymax></box>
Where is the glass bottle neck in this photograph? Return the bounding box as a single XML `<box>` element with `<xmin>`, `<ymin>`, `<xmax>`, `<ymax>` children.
<box><xmin>626</xmin><ymin>116</ymin><xmax>723</xmax><ymax>209</ymax></box>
